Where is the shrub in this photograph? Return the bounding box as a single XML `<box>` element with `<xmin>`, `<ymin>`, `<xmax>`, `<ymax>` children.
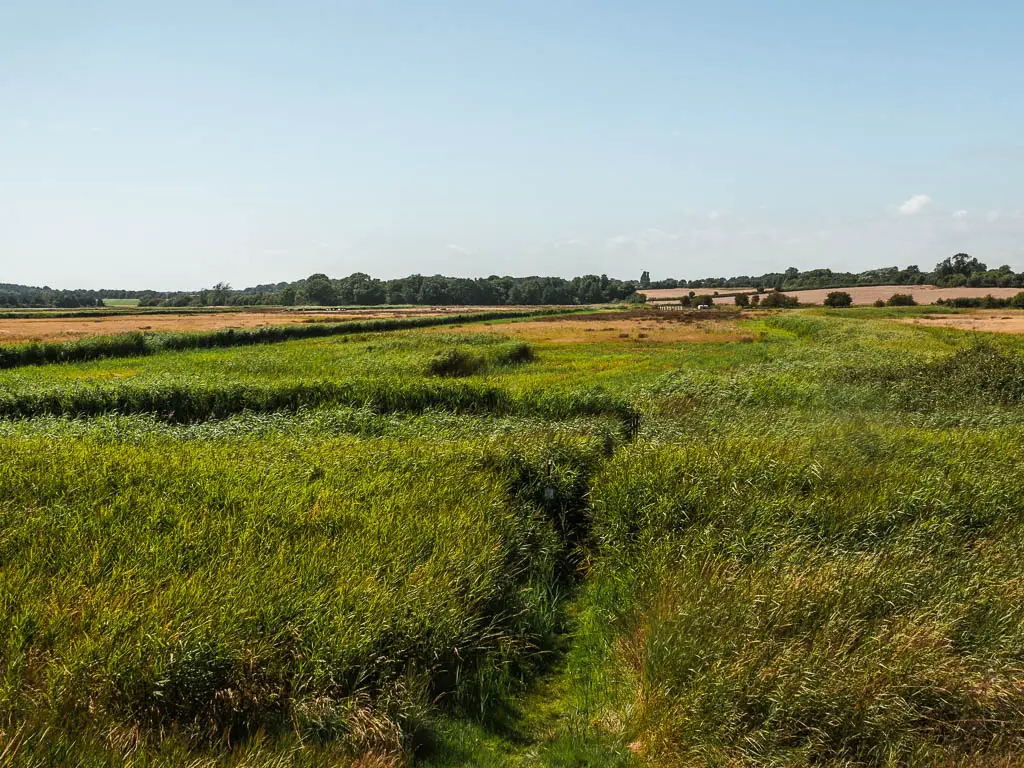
<box><xmin>750</xmin><ymin>294</ymin><xmax>760</xmax><ymax>307</ymax></box>
<box><xmin>760</xmin><ymin>292</ymin><xmax>798</xmax><ymax>309</ymax></box>
<box><xmin>733</xmin><ymin>293</ymin><xmax>750</xmax><ymax>308</ymax></box>
<box><xmin>492</xmin><ymin>342</ymin><xmax>535</xmax><ymax>366</ymax></box>
<box><xmin>823</xmin><ymin>291</ymin><xmax>852</xmax><ymax>308</ymax></box>
<box><xmin>426</xmin><ymin>349</ymin><xmax>487</xmax><ymax>377</ymax></box>
<box><xmin>873</xmin><ymin>299</ymin><xmax>886</xmax><ymax>308</ymax></box>
<box><xmin>692</xmin><ymin>295</ymin><xmax>715</xmax><ymax>307</ymax></box>
<box><xmin>886</xmin><ymin>293</ymin><xmax>917</xmax><ymax>307</ymax></box>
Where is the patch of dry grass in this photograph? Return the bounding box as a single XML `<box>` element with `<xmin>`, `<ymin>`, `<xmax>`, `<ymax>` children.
<box><xmin>436</xmin><ymin>313</ymin><xmax>745</xmax><ymax>344</ymax></box>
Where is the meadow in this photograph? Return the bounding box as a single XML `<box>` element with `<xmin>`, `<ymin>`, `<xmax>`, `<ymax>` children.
<box><xmin>2</xmin><ymin>306</ymin><xmax>1024</xmax><ymax>766</ymax></box>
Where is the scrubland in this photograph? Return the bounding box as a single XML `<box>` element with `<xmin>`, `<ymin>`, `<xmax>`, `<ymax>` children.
<box><xmin>2</xmin><ymin>307</ymin><xmax>1024</xmax><ymax>766</ymax></box>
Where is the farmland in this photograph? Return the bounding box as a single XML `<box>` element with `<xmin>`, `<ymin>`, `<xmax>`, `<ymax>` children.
<box><xmin>3</xmin><ymin>306</ymin><xmax>1024</xmax><ymax>766</ymax></box>
<box><xmin>0</xmin><ymin>306</ymin><xmax>577</xmax><ymax>345</ymax></box>
<box><xmin>643</xmin><ymin>284</ymin><xmax>1024</xmax><ymax>306</ymax></box>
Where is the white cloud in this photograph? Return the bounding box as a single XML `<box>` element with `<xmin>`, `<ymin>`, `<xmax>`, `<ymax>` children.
<box><xmin>897</xmin><ymin>194</ymin><xmax>933</xmax><ymax>216</ymax></box>
<box><xmin>446</xmin><ymin>244</ymin><xmax>473</xmax><ymax>256</ymax></box>
<box><xmin>987</xmin><ymin>211</ymin><xmax>1001</xmax><ymax>223</ymax></box>
<box><xmin>952</xmin><ymin>209</ymin><xmax>968</xmax><ymax>219</ymax></box>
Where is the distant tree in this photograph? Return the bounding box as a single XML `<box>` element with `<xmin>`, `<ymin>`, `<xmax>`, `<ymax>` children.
<box><xmin>873</xmin><ymin>299</ymin><xmax>886</xmax><ymax>308</ymax></box>
<box><xmin>303</xmin><ymin>274</ymin><xmax>336</xmax><ymax>305</ymax></box>
<box><xmin>886</xmin><ymin>293</ymin><xmax>917</xmax><ymax>307</ymax></box>
<box><xmin>1013</xmin><ymin>292</ymin><xmax>1024</xmax><ymax>309</ymax></box>
<box><xmin>624</xmin><ymin>292</ymin><xmax>646</xmax><ymax>304</ymax></box>
<box><xmin>761</xmin><ymin>292</ymin><xmax>799</xmax><ymax>308</ymax></box>
<box><xmin>734</xmin><ymin>292</ymin><xmax>750</xmax><ymax>308</ymax></box>
<box><xmin>639</xmin><ymin>270</ymin><xmax>651</xmax><ymax>289</ymax></box>
<box><xmin>750</xmin><ymin>293</ymin><xmax>760</xmax><ymax>307</ymax></box>
<box><xmin>823</xmin><ymin>291</ymin><xmax>853</xmax><ymax>308</ymax></box>
<box><xmin>209</xmin><ymin>282</ymin><xmax>232</xmax><ymax>305</ymax></box>
<box><xmin>933</xmin><ymin>253</ymin><xmax>988</xmax><ymax>285</ymax></box>
<box><xmin>692</xmin><ymin>294</ymin><xmax>715</xmax><ymax>307</ymax></box>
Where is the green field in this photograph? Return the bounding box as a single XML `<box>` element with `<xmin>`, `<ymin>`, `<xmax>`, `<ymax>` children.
<box><xmin>3</xmin><ymin>307</ymin><xmax>1024</xmax><ymax>766</ymax></box>
<box><xmin>101</xmin><ymin>298</ymin><xmax>142</xmax><ymax>307</ymax></box>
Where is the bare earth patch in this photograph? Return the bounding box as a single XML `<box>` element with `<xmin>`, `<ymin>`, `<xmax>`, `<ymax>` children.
<box><xmin>898</xmin><ymin>310</ymin><xmax>1024</xmax><ymax>335</ymax></box>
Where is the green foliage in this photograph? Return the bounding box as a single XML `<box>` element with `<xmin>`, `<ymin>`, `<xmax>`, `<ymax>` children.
<box><xmin>823</xmin><ymin>290</ymin><xmax>852</xmax><ymax>307</ymax></box>
<box><xmin>5</xmin><ymin>307</ymin><xmax>1024</xmax><ymax>764</ymax></box>
<box><xmin>0</xmin><ymin>308</ymin><xmax>574</xmax><ymax>371</ymax></box>
<box><xmin>760</xmin><ymin>291</ymin><xmax>799</xmax><ymax>308</ymax></box>
<box><xmin>886</xmin><ymin>292</ymin><xmax>917</xmax><ymax>306</ymax></box>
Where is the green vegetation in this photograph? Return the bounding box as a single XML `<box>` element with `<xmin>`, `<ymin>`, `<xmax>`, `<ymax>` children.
<box><xmin>4</xmin><ymin>305</ymin><xmax>1024</xmax><ymax>765</ymax></box>
<box><xmin>0</xmin><ymin>308</ymin><xmax>578</xmax><ymax>371</ymax></box>
<box><xmin>823</xmin><ymin>290</ymin><xmax>852</xmax><ymax>307</ymax></box>
<box><xmin>101</xmin><ymin>297</ymin><xmax>142</xmax><ymax>307</ymax></box>
<box><xmin>886</xmin><ymin>292</ymin><xmax>918</xmax><ymax>306</ymax></box>
<box><xmin>6</xmin><ymin>252</ymin><xmax>1022</xmax><ymax>310</ymax></box>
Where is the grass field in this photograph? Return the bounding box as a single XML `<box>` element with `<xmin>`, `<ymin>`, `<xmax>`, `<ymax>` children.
<box><xmin>101</xmin><ymin>298</ymin><xmax>142</xmax><ymax>307</ymax></box>
<box><xmin>3</xmin><ymin>306</ymin><xmax>1024</xmax><ymax>765</ymax></box>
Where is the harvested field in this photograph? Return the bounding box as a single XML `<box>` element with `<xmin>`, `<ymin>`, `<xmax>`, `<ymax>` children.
<box><xmin>439</xmin><ymin>309</ymin><xmax>745</xmax><ymax>343</ymax></box>
<box><xmin>641</xmin><ymin>287</ymin><xmax>755</xmax><ymax>301</ymax></box>
<box><xmin>0</xmin><ymin>305</ymin><xmax>580</xmax><ymax>344</ymax></box>
<box><xmin>645</xmin><ymin>285</ymin><xmax>1023</xmax><ymax>306</ymax></box>
<box><xmin>899</xmin><ymin>309</ymin><xmax>1024</xmax><ymax>334</ymax></box>
<box><xmin>0</xmin><ymin>311</ymin><xmax>353</xmax><ymax>344</ymax></box>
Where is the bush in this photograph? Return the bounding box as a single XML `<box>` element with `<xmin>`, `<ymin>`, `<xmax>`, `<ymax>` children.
<box><xmin>492</xmin><ymin>342</ymin><xmax>535</xmax><ymax>366</ymax></box>
<box><xmin>886</xmin><ymin>293</ymin><xmax>917</xmax><ymax>307</ymax></box>
<box><xmin>692</xmin><ymin>295</ymin><xmax>715</xmax><ymax>307</ymax></box>
<box><xmin>873</xmin><ymin>299</ymin><xmax>886</xmax><ymax>308</ymax></box>
<box><xmin>760</xmin><ymin>292</ymin><xmax>799</xmax><ymax>309</ymax></box>
<box><xmin>426</xmin><ymin>349</ymin><xmax>487</xmax><ymax>377</ymax></box>
<box><xmin>733</xmin><ymin>293</ymin><xmax>750</xmax><ymax>308</ymax></box>
<box><xmin>823</xmin><ymin>291</ymin><xmax>852</xmax><ymax>308</ymax></box>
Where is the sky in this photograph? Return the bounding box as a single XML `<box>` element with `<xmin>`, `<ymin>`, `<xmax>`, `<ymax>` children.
<box><xmin>2</xmin><ymin>1</ymin><xmax>1023</xmax><ymax>290</ymax></box>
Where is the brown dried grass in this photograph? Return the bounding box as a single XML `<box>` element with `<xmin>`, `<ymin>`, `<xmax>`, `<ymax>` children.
<box><xmin>899</xmin><ymin>309</ymin><xmax>1024</xmax><ymax>334</ymax></box>
<box><xmin>0</xmin><ymin>306</ymin><xmax>567</xmax><ymax>344</ymax></box>
<box><xmin>437</xmin><ymin>313</ymin><xmax>743</xmax><ymax>344</ymax></box>
<box><xmin>646</xmin><ymin>285</ymin><xmax>1024</xmax><ymax>306</ymax></box>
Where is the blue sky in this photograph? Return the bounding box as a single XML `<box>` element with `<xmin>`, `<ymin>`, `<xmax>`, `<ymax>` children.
<box><xmin>2</xmin><ymin>1</ymin><xmax>1022</xmax><ymax>289</ymax></box>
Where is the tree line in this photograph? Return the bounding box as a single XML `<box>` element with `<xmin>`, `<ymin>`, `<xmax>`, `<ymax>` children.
<box><xmin>2</xmin><ymin>253</ymin><xmax>1020</xmax><ymax>308</ymax></box>
<box><xmin>647</xmin><ymin>254</ymin><xmax>1021</xmax><ymax>292</ymax></box>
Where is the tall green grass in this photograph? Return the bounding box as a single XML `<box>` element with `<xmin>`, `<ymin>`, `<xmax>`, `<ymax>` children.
<box><xmin>0</xmin><ymin>308</ymin><xmax>578</xmax><ymax>370</ymax></box>
<box><xmin>5</xmin><ymin>308</ymin><xmax>1024</xmax><ymax>765</ymax></box>
<box><xmin>0</xmin><ymin>430</ymin><xmax>606</xmax><ymax>764</ymax></box>
<box><xmin>572</xmin><ymin>429</ymin><xmax>1024</xmax><ymax>765</ymax></box>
